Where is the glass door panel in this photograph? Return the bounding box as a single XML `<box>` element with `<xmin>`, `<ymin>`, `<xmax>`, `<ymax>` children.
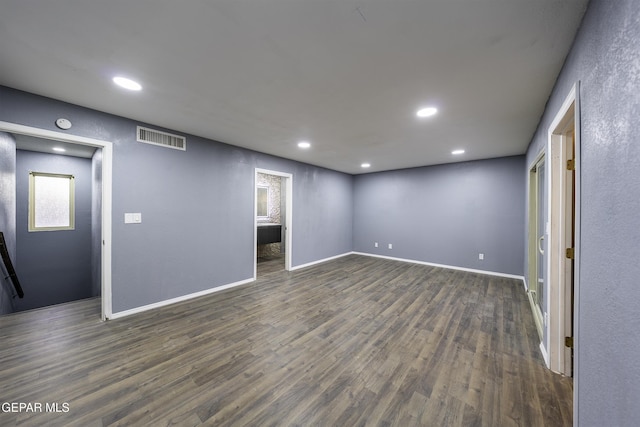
<box><xmin>536</xmin><ymin>158</ymin><xmax>546</xmax><ymax>314</ymax></box>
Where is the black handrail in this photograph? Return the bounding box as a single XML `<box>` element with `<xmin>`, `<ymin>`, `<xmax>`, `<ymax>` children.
<box><xmin>0</xmin><ymin>231</ymin><xmax>24</xmax><ymax>298</ymax></box>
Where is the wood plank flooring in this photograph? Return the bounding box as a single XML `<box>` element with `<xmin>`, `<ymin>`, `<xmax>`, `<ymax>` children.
<box><xmin>0</xmin><ymin>255</ymin><xmax>572</xmax><ymax>426</ymax></box>
<box><xmin>257</xmin><ymin>254</ymin><xmax>285</xmax><ymax>276</ymax></box>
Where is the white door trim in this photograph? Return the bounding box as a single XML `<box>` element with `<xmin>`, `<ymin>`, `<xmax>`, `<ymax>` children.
<box><xmin>254</xmin><ymin>168</ymin><xmax>293</xmax><ymax>278</ymax></box>
<box><xmin>0</xmin><ymin>121</ymin><xmax>113</xmax><ymax>320</ymax></box>
<box><xmin>546</xmin><ymin>81</ymin><xmax>580</xmax><ymax>424</ymax></box>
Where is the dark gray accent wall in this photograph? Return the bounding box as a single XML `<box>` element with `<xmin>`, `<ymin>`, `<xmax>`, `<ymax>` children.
<box><xmin>15</xmin><ymin>150</ymin><xmax>93</xmax><ymax>311</ymax></box>
<box><xmin>525</xmin><ymin>0</ymin><xmax>640</xmax><ymax>424</ymax></box>
<box><xmin>354</xmin><ymin>156</ymin><xmax>525</xmax><ymax>276</ymax></box>
<box><xmin>0</xmin><ymin>132</ymin><xmax>17</xmax><ymax>314</ymax></box>
<box><xmin>0</xmin><ymin>86</ymin><xmax>353</xmax><ymax>313</ymax></box>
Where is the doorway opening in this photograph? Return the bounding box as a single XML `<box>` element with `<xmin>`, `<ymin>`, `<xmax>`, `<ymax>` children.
<box><xmin>254</xmin><ymin>168</ymin><xmax>292</xmax><ymax>278</ymax></box>
<box><xmin>0</xmin><ymin>121</ymin><xmax>113</xmax><ymax>320</ymax></box>
<box><xmin>527</xmin><ymin>83</ymin><xmax>580</xmax><ymax>380</ymax></box>
<box><xmin>14</xmin><ymin>137</ymin><xmax>96</xmax><ymax>313</ymax></box>
<box><xmin>548</xmin><ymin>84</ymin><xmax>579</xmax><ymax>378</ymax></box>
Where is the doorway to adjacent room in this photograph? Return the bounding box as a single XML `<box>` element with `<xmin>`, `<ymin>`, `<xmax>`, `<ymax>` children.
<box><xmin>0</xmin><ymin>121</ymin><xmax>113</xmax><ymax>320</ymax></box>
<box><xmin>254</xmin><ymin>168</ymin><xmax>292</xmax><ymax>278</ymax></box>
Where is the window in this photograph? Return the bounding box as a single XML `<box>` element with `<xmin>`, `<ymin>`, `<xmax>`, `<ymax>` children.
<box><xmin>257</xmin><ymin>186</ymin><xmax>269</xmax><ymax>218</ymax></box>
<box><xmin>29</xmin><ymin>172</ymin><xmax>75</xmax><ymax>231</ymax></box>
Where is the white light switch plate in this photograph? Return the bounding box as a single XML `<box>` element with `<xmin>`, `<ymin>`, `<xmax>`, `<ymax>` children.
<box><xmin>124</xmin><ymin>213</ymin><xmax>142</xmax><ymax>224</ymax></box>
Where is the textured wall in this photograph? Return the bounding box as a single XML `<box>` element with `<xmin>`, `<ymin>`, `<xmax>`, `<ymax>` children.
<box><xmin>291</xmin><ymin>165</ymin><xmax>353</xmax><ymax>265</ymax></box>
<box><xmin>0</xmin><ymin>132</ymin><xmax>17</xmax><ymax>314</ymax></box>
<box><xmin>525</xmin><ymin>0</ymin><xmax>640</xmax><ymax>424</ymax></box>
<box><xmin>14</xmin><ymin>150</ymin><xmax>93</xmax><ymax>311</ymax></box>
<box><xmin>354</xmin><ymin>156</ymin><xmax>525</xmax><ymax>276</ymax></box>
<box><xmin>0</xmin><ymin>86</ymin><xmax>354</xmax><ymax>313</ymax></box>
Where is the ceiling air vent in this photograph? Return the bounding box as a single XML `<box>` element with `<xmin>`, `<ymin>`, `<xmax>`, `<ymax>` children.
<box><xmin>137</xmin><ymin>126</ymin><xmax>186</xmax><ymax>151</ymax></box>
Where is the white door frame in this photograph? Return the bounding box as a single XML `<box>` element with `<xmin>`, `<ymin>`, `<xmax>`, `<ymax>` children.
<box><xmin>546</xmin><ymin>82</ymin><xmax>580</xmax><ymax>422</ymax></box>
<box><xmin>0</xmin><ymin>121</ymin><xmax>113</xmax><ymax>320</ymax></box>
<box><xmin>548</xmin><ymin>82</ymin><xmax>581</xmax><ymax>372</ymax></box>
<box><xmin>254</xmin><ymin>168</ymin><xmax>293</xmax><ymax>278</ymax></box>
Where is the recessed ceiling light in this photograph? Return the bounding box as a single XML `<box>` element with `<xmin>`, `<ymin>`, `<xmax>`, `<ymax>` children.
<box><xmin>416</xmin><ymin>107</ymin><xmax>438</xmax><ymax>118</ymax></box>
<box><xmin>361</xmin><ymin>163</ymin><xmax>371</xmax><ymax>168</ymax></box>
<box><xmin>452</xmin><ymin>149</ymin><xmax>465</xmax><ymax>155</ymax></box>
<box><xmin>298</xmin><ymin>141</ymin><xmax>311</xmax><ymax>149</ymax></box>
<box><xmin>53</xmin><ymin>147</ymin><xmax>66</xmax><ymax>152</ymax></box>
<box><xmin>113</xmin><ymin>76</ymin><xmax>142</xmax><ymax>91</ymax></box>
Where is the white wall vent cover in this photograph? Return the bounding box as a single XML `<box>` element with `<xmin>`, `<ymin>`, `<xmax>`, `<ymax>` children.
<box><xmin>137</xmin><ymin>126</ymin><xmax>186</xmax><ymax>151</ymax></box>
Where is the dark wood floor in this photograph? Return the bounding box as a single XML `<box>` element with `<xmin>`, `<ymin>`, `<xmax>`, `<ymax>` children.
<box><xmin>257</xmin><ymin>253</ymin><xmax>285</xmax><ymax>276</ymax></box>
<box><xmin>0</xmin><ymin>255</ymin><xmax>572</xmax><ymax>426</ymax></box>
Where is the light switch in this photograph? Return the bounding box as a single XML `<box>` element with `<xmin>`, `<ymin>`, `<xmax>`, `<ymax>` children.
<box><xmin>124</xmin><ymin>213</ymin><xmax>142</xmax><ymax>224</ymax></box>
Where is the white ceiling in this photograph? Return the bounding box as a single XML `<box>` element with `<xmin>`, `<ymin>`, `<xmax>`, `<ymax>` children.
<box><xmin>0</xmin><ymin>1</ymin><xmax>587</xmax><ymax>174</ymax></box>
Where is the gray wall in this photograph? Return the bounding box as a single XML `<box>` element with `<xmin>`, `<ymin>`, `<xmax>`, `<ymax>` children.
<box><xmin>15</xmin><ymin>150</ymin><xmax>94</xmax><ymax>311</ymax></box>
<box><xmin>0</xmin><ymin>132</ymin><xmax>17</xmax><ymax>314</ymax></box>
<box><xmin>0</xmin><ymin>86</ymin><xmax>353</xmax><ymax>313</ymax></box>
<box><xmin>354</xmin><ymin>156</ymin><xmax>525</xmax><ymax>276</ymax></box>
<box><xmin>525</xmin><ymin>0</ymin><xmax>640</xmax><ymax>424</ymax></box>
<box><xmin>292</xmin><ymin>165</ymin><xmax>353</xmax><ymax>264</ymax></box>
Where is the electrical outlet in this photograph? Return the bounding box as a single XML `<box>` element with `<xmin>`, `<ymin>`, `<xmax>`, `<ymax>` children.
<box><xmin>479</xmin><ymin>253</ymin><xmax>484</xmax><ymax>260</ymax></box>
<box><xmin>388</xmin><ymin>243</ymin><xmax>393</xmax><ymax>249</ymax></box>
<box><xmin>374</xmin><ymin>242</ymin><xmax>378</xmax><ymax>248</ymax></box>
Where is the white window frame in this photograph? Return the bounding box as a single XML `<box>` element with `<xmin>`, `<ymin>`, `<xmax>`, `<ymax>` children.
<box><xmin>28</xmin><ymin>171</ymin><xmax>75</xmax><ymax>232</ymax></box>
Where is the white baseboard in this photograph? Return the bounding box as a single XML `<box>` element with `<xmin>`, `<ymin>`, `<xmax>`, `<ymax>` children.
<box><xmin>352</xmin><ymin>251</ymin><xmax>525</xmax><ymax>281</ymax></box>
<box><xmin>109</xmin><ymin>277</ymin><xmax>255</xmax><ymax>320</ymax></box>
<box><xmin>290</xmin><ymin>251</ymin><xmax>354</xmax><ymax>271</ymax></box>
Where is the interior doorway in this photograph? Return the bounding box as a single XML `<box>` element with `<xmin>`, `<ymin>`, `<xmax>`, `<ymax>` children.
<box><xmin>548</xmin><ymin>85</ymin><xmax>579</xmax><ymax>378</ymax></box>
<box><xmin>13</xmin><ymin>138</ymin><xmax>96</xmax><ymax>312</ymax></box>
<box><xmin>254</xmin><ymin>168</ymin><xmax>292</xmax><ymax>278</ymax></box>
<box><xmin>527</xmin><ymin>83</ymin><xmax>579</xmax><ymax>379</ymax></box>
<box><xmin>0</xmin><ymin>121</ymin><xmax>113</xmax><ymax>320</ymax></box>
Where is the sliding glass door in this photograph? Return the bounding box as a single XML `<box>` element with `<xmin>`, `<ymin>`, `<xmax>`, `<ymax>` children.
<box><xmin>529</xmin><ymin>155</ymin><xmax>547</xmax><ymax>339</ymax></box>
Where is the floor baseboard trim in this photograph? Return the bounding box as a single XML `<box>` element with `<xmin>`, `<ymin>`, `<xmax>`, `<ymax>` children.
<box><xmin>290</xmin><ymin>251</ymin><xmax>354</xmax><ymax>271</ymax></box>
<box><xmin>109</xmin><ymin>277</ymin><xmax>255</xmax><ymax>320</ymax></box>
<box><xmin>353</xmin><ymin>252</ymin><xmax>525</xmax><ymax>281</ymax></box>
